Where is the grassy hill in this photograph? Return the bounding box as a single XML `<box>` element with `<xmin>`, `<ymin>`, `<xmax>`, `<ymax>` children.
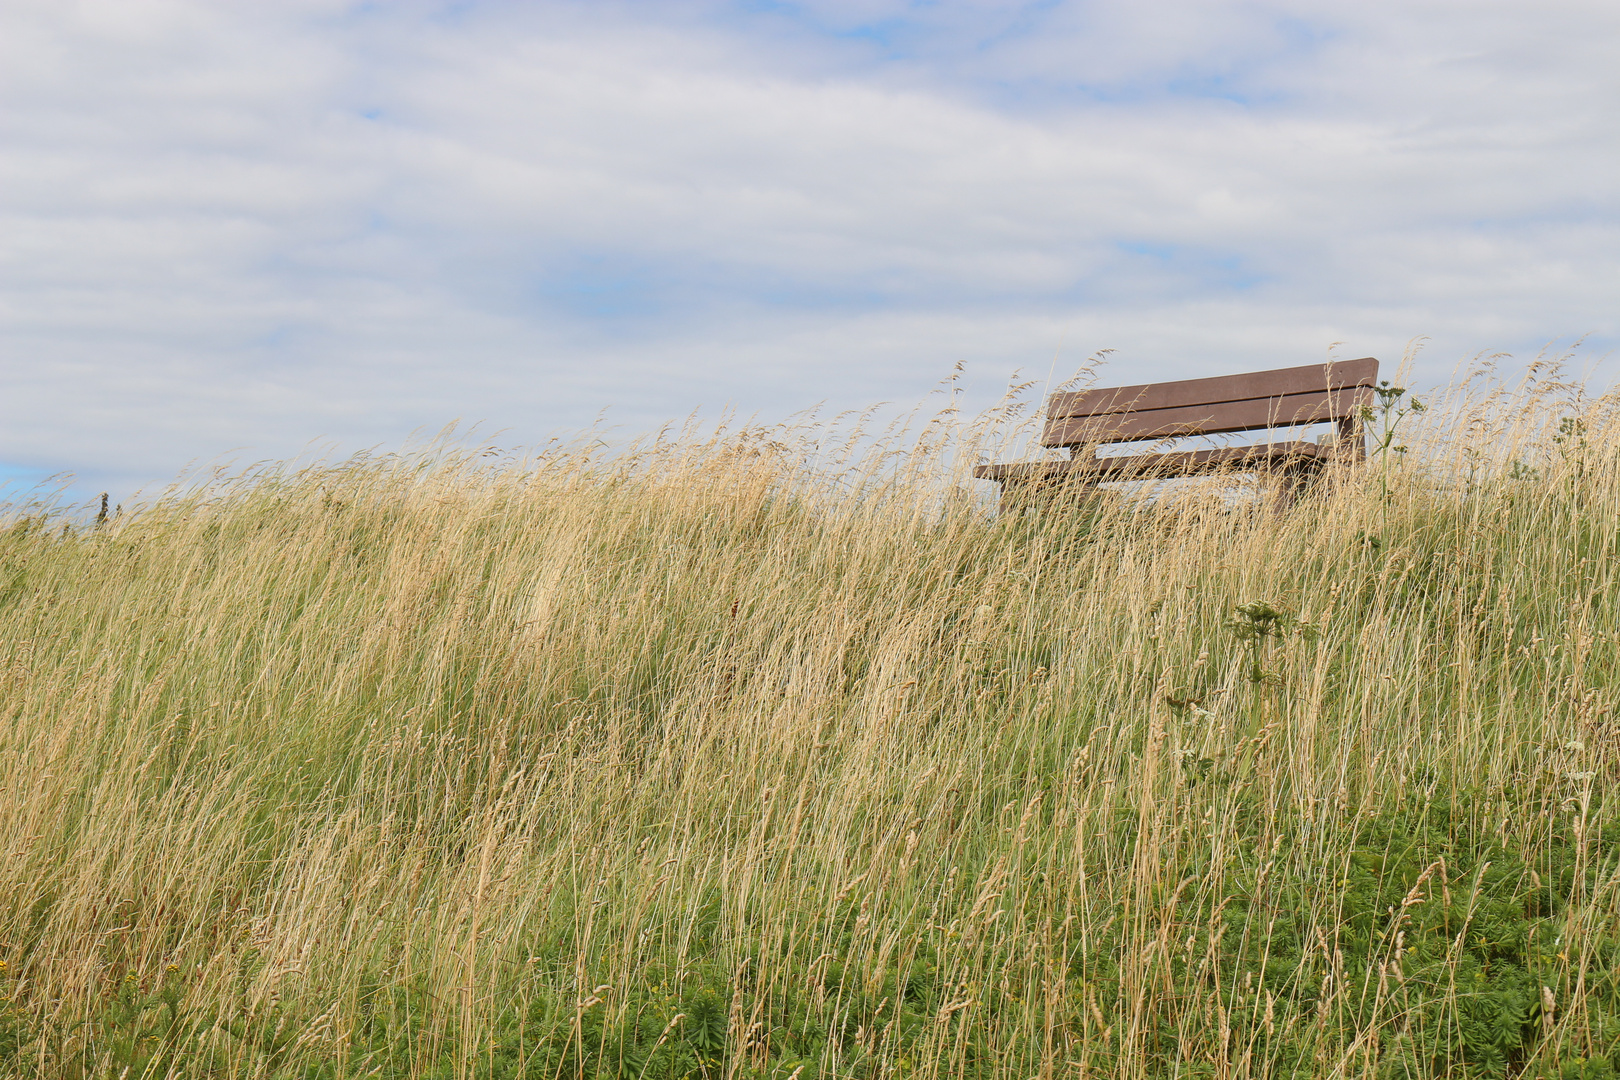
<box><xmin>1</xmin><ymin>377</ymin><xmax>1617</xmax><ymax>1078</ymax></box>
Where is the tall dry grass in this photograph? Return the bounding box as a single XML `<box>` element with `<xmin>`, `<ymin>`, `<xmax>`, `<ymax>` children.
<box><xmin>0</xmin><ymin>362</ymin><xmax>1618</xmax><ymax>1078</ymax></box>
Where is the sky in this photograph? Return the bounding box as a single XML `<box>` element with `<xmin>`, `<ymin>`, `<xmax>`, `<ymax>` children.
<box><xmin>2</xmin><ymin>0</ymin><xmax>1616</xmax><ymax>502</ymax></box>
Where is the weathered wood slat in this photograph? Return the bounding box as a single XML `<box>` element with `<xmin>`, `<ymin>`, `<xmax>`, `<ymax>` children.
<box><xmin>974</xmin><ymin>440</ymin><xmax>1333</xmax><ymax>482</ymax></box>
<box><xmin>1042</xmin><ymin>384</ymin><xmax>1375</xmax><ymax>447</ymax></box>
<box><xmin>1046</xmin><ymin>357</ymin><xmax>1377</xmax><ymax>420</ymax></box>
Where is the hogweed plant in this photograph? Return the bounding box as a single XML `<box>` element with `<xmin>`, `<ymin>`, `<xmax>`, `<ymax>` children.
<box><xmin>1226</xmin><ymin>599</ymin><xmax>1290</xmax><ymax>686</ymax></box>
<box><xmin>0</xmin><ymin>362</ymin><xmax>1616</xmax><ymax>1078</ymax></box>
<box><xmin>1361</xmin><ymin>378</ymin><xmax>1428</xmax><ymax>504</ymax></box>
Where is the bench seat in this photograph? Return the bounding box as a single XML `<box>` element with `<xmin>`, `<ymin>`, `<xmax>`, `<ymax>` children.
<box><xmin>974</xmin><ymin>440</ymin><xmax>1335</xmax><ymax>484</ymax></box>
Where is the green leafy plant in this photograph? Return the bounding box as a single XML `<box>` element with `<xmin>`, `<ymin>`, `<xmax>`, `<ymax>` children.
<box><xmin>1364</xmin><ymin>380</ymin><xmax>1427</xmax><ymax>458</ymax></box>
<box><xmin>1361</xmin><ymin>379</ymin><xmax>1427</xmax><ymax>501</ymax></box>
<box><xmin>1227</xmin><ymin>600</ymin><xmax>1291</xmax><ymax>685</ymax></box>
<box><xmin>1157</xmin><ymin>805</ymin><xmax>1620</xmax><ymax>1079</ymax></box>
<box><xmin>78</xmin><ymin>965</ymin><xmax>206</xmax><ymax>1078</ymax></box>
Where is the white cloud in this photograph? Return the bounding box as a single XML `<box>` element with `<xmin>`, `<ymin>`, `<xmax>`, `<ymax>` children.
<box><xmin>0</xmin><ymin>0</ymin><xmax>1614</xmax><ymax>500</ymax></box>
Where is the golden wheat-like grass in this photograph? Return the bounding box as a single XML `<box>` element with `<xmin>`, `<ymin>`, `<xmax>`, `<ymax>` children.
<box><xmin>0</xmin><ymin>360</ymin><xmax>1617</xmax><ymax>1078</ymax></box>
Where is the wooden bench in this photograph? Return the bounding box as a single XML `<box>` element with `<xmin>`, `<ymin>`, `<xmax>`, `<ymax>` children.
<box><xmin>974</xmin><ymin>357</ymin><xmax>1380</xmax><ymax>507</ymax></box>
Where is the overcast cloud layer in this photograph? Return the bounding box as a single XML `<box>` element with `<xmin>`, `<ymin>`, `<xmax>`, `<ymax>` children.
<box><xmin>2</xmin><ymin>0</ymin><xmax>1616</xmax><ymax>500</ymax></box>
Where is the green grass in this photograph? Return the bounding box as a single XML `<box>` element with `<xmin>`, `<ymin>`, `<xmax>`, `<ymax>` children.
<box><xmin>0</xmin><ymin>373</ymin><xmax>1618</xmax><ymax>1078</ymax></box>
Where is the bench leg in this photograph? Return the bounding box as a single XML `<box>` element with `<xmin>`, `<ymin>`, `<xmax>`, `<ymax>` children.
<box><xmin>999</xmin><ymin>478</ymin><xmax>1045</xmax><ymax>513</ymax></box>
<box><xmin>1269</xmin><ymin>461</ymin><xmax>1328</xmax><ymax>512</ymax></box>
<box><xmin>998</xmin><ymin>476</ymin><xmax>1097</xmax><ymax>514</ymax></box>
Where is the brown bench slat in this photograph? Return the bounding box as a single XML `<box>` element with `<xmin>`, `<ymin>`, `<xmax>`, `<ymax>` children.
<box><xmin>1043</xmin><ymin>384</ymin><xmax>1375</xmax><ymax>447</ymax></box>
<box><xmin>975</xmin><ymin>440</ymin><xmax>1330</xmax><ymax>482</ymax></box>
<box><xmin>1046</xmin><ymin>357</ymin><xmax>1377</xmax><ymax>421</ymax></box>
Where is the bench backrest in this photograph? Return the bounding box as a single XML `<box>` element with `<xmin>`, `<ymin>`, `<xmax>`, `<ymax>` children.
<box><xmin>1041</xmin><ymin>357</ymin><xmax>1379</xmax><ymax>451</ymax></box>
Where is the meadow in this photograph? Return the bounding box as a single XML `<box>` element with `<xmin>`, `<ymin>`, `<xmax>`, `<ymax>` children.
<box><xmin>0</xmin><ymin>363</ymin><xmax>1617</xmax><ymax>1079</ymax></box>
